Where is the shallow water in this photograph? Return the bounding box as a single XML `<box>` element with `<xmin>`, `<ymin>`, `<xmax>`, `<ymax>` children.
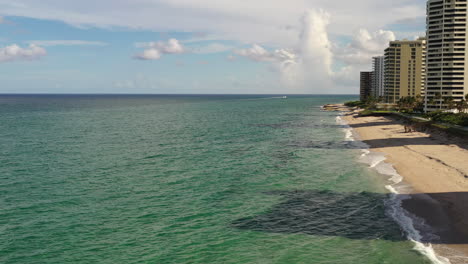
<box><xmin>0</xmin><ymin>95</ymin><xmax>433</xmax><ymax>263</ymax></box>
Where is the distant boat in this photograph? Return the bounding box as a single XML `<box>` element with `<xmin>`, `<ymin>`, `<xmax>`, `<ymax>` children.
<box><xmin>282</xmin><ymin>96</ymin><xmax>287</xmax><ymax>99</ymax></box>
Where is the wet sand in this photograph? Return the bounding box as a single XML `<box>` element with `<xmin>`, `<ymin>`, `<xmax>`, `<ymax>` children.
<box><xmin>343</xmin><ymin>110</ymin><xmax>468</xmax><ymax>263</ymax></box>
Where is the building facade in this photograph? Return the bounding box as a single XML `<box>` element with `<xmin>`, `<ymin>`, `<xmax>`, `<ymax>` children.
<box><xmin>360</xmin><ymin>71</ymin><xmax>373</xmax><ymax>101</ymax></box>
<box><xmin>426</xmin><ymin>0</ymin><xmax>468</xmax><ymax>111</ymax></box>
<box><xmin>384</xmin><ymin>38</ymin><xmax>426</xmax><ymax>104</ymax></box>
<box><xmin>372</xmin><ymin>56</ymin><xmax>385</xmax><ymax>98</ymax></box>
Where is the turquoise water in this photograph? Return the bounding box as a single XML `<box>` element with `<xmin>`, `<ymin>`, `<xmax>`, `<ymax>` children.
<box><xmin>0</xmin><ymin>95</ymin><xmax>431</xmax><ymax>263</ymax></box>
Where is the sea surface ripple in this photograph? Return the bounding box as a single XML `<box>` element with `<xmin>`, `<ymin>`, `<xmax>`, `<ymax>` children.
<box><xmin>0</xmin><ymin>95</ymin><xmax>433</xmax><ymax>263</ymax></box>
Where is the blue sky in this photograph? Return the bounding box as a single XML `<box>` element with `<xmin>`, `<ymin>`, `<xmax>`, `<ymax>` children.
<box><xmin>0</xmin><ymin>0</ymin><xmax>427</xmax><ymax>94</ymax></box>
<box><xmin>0</xmin><ymin>17</ymin><xmax>266</xmax><ymax>94</ymax></box>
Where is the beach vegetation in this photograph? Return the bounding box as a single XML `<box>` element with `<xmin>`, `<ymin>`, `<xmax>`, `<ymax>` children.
<box><xmin>434</xmin><ymin>93</ymin><xmax>443</xmax><ymax>109</ymax></box>
<box><xmin>359</xmin><ymin>110</ymin><xmax>394</xmax><ymax>117</ymax></box>
<box><xmin>344</xmin><ymin>101</ymin><xmax>366</xmax><ymax>108</ymax></box>
<box><xmin>424</xmin><ymin>111</ymin><xmax>468</xmax><ymax>127</ymax></box>
<box><xmin>364</xmin><ymin>96</ymin><xmax>380</xmax><ymax>110</ymax></box>
<box><xmin>397</xmin><ymin>96</ymin><xmax>424</xmax><ymax>113</ymax></box>
<box><xmin>455</xmin><ymin>99</ymin><xmax>468</xmax><ymax>114</ymax></box>
<box><xmin>345</xmin><ymin>96</ymin><xmax>384</xmax><ymax>109</ymax></box>
<box><xmin>444</xmin><ymin>97</ymin><xmax>456</xmax><ymax>110</ymax></box>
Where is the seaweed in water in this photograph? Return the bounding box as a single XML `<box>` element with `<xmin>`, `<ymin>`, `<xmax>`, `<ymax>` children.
<box><xmin>232</xmin><ymin>190</ymin><xmax>405</xmax><ymax>241</ymax></box>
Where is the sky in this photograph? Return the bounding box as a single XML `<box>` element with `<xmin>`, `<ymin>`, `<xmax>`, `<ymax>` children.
<box><xmin>0</xmin><ymin>0</ymin><xmax>427</xmax><ymax>94</ymax></box>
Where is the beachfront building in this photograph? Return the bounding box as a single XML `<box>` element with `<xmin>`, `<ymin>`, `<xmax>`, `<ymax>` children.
<box><xmin>426</xmin><ymin>0</ymin><xmax>468</xmax><ymax>111</ymax></box>
<box><xmin>372</xmin><ymin>56</ymin><xmax>385</xmax><ymax>98</ymax></box>
<box><xmin>360</xmin><ymin>71</ymin><xmax>373</xmax><ymax>101</ymax></box>
<box><xmin>384</xmin><ymin>38</ymin><xmax>427</xmax><ymax>104</ymax></box>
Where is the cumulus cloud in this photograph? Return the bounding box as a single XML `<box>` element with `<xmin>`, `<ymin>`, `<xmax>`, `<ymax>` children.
<box><xmin>234</xmin><ymin>9</ymin><xmax>396</xmax><ymax>92</ymax></box>
<box><xmin>135</xmin><ymin>48</ymin><xmax>162</xmax><ymax>60</ymax></box>
<box><xmin>235</xmin><ymin>44</ymin><xmax>297</xmax><ymax>63</ymax></box>
<box><xmin>192</xmin><ymin>43</ymin><xmax>233</xmax><ymax>54</ymax></box>
<box><xmin>331</xmin><ymin>29</ymin><xmax>397</xmax><ymax>86</ymax></box>
<box><xmin>292</xmin><ymin>9</ymin><xmax>333</xmax><ymax>88</ymax></box>
<box><xmin>135</xmin><ymin>40</ymin><xmax>231</xmax><ymax>58</ymax></box>
<box><xmin>134</xmin><ymin>38</ymin><xmax>185</xmax><ymax>60</ymax></box>
<box><xmin>0</xmin><ymin>0</ymin><xmax>426</xmax><ymax>48</ymax></box>
<box><xmin>0</xmin><ymin>0</ymin><xmax>425</xmax><ymax>93</ymax></box>
<box><xmin>235</xmin><ymin>44</ymin><xmax>300</xmax><ymax>90</ymax></box>
<box><xmin>0</xmin><ymin>44</ymin><xmax>47</xmax><ymax>63</ymax></box>
<box><xmin>28</xmin><ymin>40</ymin><xmax>108</xmax><ymax>46</ymax></box>
<box><xmin>235</xmin><ymin>10</ymin><xmax>334</xmax><ymax>92</ymax></box>
<box><xmin>335</xmin><ymin>29</ymin><xmax>395</xmax><ymax>65</ymax></box>
<box><xmin>352</xmin><ymin>29</ymin><xmax>395</xmax><ymax>53</ymax></box>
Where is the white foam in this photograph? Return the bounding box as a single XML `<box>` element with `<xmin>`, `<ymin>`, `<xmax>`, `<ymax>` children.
<box><xmin>336</xmin><ymin>113</ymin><xmax>451</xmax><ymax>264</ymax></box>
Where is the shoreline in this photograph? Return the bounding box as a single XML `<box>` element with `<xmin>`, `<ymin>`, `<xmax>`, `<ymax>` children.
<box><xmin>335</xmin><ymin>105</ymin><xmax>468</xmax><ymax>264</ymax></box>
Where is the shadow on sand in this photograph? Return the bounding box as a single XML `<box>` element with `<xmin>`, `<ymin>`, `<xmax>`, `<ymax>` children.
<box><xmin>231</xmin><ymin>190</ymin><xmax>468</xmax><ymax>244</ymax></box>
<box><xmin>348</xmin><ymin>116</ymin><xmax>468</xmax><ymax>149</ymax></box>
<box><xmin>349</xmin><ymin>121</ymin><xmax>398</xmax><ymax>128</ymax></box>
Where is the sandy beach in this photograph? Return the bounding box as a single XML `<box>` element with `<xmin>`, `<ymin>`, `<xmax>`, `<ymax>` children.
<box><xmin>343</xmin><ymin>109</ymin><xmax>468</xmax><ymax>263</ymax></box>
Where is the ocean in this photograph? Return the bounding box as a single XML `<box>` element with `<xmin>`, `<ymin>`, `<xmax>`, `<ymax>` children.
<box><xmin>0</xmin><ymin>95</ymin><xmax>434</xmax><ymax>263</ymax></box>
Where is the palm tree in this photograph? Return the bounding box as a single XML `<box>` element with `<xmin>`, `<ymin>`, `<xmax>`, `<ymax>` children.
<box><xmin>397</xmin><ymin>97</ymin><xmax>405</xmax><ymax>112</ymax></box>
<box><xmin>434</xmin><ymin>92</ymin><xmax>443</xmax><ymax>110</ymax></box>
<box><xmin>462</xmin><ymin>94</ymin><xmax>468</xmax><ymax>113</ymax></box>
<box><xmin>397</xmin><ymin>96</ymin><xmax>419</xmax><ymax>113</ymax></box>
<box><xmin>428</xmin><ymin>97</ymin><xmax>436</xmax><ymax>109</ymax></box>
<box><xmin>455</xmin><ymin>99</ymin><xmax>467</xmax><ymax>113</ymax></box>
<box><xmin>407</xmin><ymin>96</ymin><xmax>417</xmax><ymax>113</ymax></box>
<box><xmin>414</xmin><ymin>95</ymin><xmax>424</xmax><ymax>112</ymax></box>
<box><xmin>444</xmin><ymin>97</ymin><xmax>455</xmax><ymax>111</ymax></box>
<box><xmin>366</xmin><ymin>96</ymin><xmax>378</xmax><ymax>110</ymax></box>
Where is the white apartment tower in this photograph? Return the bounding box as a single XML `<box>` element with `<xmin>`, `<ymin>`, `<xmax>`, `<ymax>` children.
<box><xmin>372</xmin><ymin>56</ymin><xmax>385</xmax><ymax>98</ymax></box>
<box><xmin>426</xmin><ymin>0</ymin><xmax>468</xmax><ymax>111</ymax></box>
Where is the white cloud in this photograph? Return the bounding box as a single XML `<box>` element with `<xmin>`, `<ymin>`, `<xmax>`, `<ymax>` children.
<box><xmin>352</xmin><ymin>29</ymin><xmax>395</xmax><ymax>53</ymax></box>
<box><xmin>235</xmin><ymin>10</ymin><xmax>334</xmax><ymax>93</ymax></box>
<box><xmin>134</xmin><ymin>38</ymin><xmax>185</xmax><ymax>60</ymax></box>
<box><xmin>135</xmin><ymin>48</ymin><xmax>161</xmax><ymax>60</ymax></box>
<box><xmin>294</xmin><ymin>9</ymin><xmax>333</xmax><ymax>86</ymax></box>
<box><xmin>192</xmin><ymin>43</ymin><xmax>233</xmax><ymax>54</ymax></box>
<box><xmin>0</xmin><ymin>0</ymin><xmax>426</xmax><ymax>48</ymax></box>
<box><xmin>335</xmin><ymin>29</ymin><xmax>395</xmax><ymax>65</ymax></box>
<box><xmin>135</xmin><ymin>39</ymin><xmax>231</xmax><ymax>60</ymax></box>
<box><xmin>28</xmin><ymin>40</ymin><xmax>108</xmax><ymax>46</ymax></box>
<box><xmin>181</xmin><ymin>35</ymin><xmax>224</xmax><ymax>44</ymax></box>
<box><xmin>136</xmin><ymin>38</ymin><xmax>185</xmax><ymax>53</ymax></box>
<box><xmin>0</xmin><ymin>0</ymin><xmax>428</xmax><ymax>93</ymax></box>
<box><xmin>330</xmin><ymin>29</ymin><xmax>398</xmax><ymax>86</ymax></box>
<box><xmin>235</xmin><ymin>44</ymin><xmax>297</xmax><ymax>63</ymax></box>
<box><xmin>0</xmin><ymin>44</ymin><xmax>47</xmax><ymax>63</ymax></box>
<box><xmin>233</xmin><ymin>9</ymin><xmax>396</xmax><ymax>92</ymax></box>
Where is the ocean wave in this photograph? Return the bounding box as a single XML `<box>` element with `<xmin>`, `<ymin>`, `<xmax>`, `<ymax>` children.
<box><xmin>336</xmin><ymin>114</ymin><xmax>451</xmax><ymax>264</ymax></box>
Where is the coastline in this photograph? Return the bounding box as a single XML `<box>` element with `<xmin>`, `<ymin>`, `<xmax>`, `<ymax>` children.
<box><xmin>337</xmin><ymin>106</ymin><xmax>468</xmax><ymax>264</ymax></box>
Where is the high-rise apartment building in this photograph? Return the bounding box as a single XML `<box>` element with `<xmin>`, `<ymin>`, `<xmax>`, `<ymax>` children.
<box><xmin>426</xmin><ymin>0</ymin><xmax>468</xmax><ymax>111</ymax></box>
<box><xmin>384</xmin><ymin>38</ymin><xmax>427</xmax><ymax>104</ymax></box>
<box><xmin>360</xmin><ymin>72</ymin><xmax>373</xmax><ymax>101</ymax></box>
<box><xmin>372</xmin><ymin>56</ymin><xmax>385</xmax><ymax>98</ymax></box>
